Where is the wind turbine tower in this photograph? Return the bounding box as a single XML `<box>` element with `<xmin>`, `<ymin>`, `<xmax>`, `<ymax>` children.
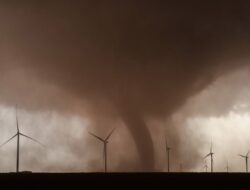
<box><xmin>204</xmin><ymin>142</ymin><xmax>214</xmax><ymax>172</ymax></box>
<box><xmin>165</xmin><ymin>137</ymin><xmax>171</xmax><ymax>172</ymax></box>
<box><xmin>239</xmin><ymin>150</ymin><xmax>250</xmax><ymax>172</ymax></box>
<box><xmin>89</xmin><ymin>128</ymin><xmax>116</xmax><ymax>172</ymax></box>
<box><xmin>225</xmin><ymin>160</ymin><xmax>230</xmax><ymax>173</ymax></box>
<box><xmin>0</xmin><ymin>105</ymin><xmax>44</xmax><ymax>172</ymax></box>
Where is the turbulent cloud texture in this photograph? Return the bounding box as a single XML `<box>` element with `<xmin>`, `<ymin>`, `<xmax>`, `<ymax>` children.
<box><xmin>0</xmin><ymin>1</ymin><xmax>250</xmax><ymax>171</ymax></box>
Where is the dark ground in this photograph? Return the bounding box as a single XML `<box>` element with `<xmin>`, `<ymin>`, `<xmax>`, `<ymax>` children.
<box><xmin>0</xmin><ymin>172</ymin><xmax>249</xmax><ymax>189</ymax></box>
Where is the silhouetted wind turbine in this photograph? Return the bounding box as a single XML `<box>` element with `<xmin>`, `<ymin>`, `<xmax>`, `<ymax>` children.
<box><xmin>89</xmin><ymin>128</ymin><xmax>116</xmax><ymax>172</ymax></box>
<box><xmin>204</xmin><ymin>160</ymin><xmax>208</xmax><ymax>172</ymax></box>
<box><xmin>225</xmin><ymin>160</ymin><xmax>230</xmax><ymax>173</ymax></box>
<box><xmin>165</xmin><ymin>137</ymin><xmax>171</xmax><ymax>172</ymax></box>
<box><xmin>179</xmin><ymin>163</ymin><xmax>183</xmax><ymax>172</ymax></box>
<box><xmin>238</xmin><ymin>150</ymin><xmax>250</xmax><ymax>172</ymax></box>
<box><xmin>204</xmin><ymin>142</ymin><xmax>214</xmax><ymax>172</ymax></box>
<box><xmin>0</xmin><ymin>106</ymin><xmax>44</xmax><ymax>173</ymax></box>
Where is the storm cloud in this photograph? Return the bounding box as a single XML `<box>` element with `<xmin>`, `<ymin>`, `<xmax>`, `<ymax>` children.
<box><xmin>0</xmin><ymin>1</ymin><xmax>250</xmax><ymax>171</ymax></box>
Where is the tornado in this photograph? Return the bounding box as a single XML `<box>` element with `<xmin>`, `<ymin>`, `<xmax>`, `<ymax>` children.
<box><xmin>120</xmin><ymin>106</ymin><xmax>155</xmax><ymax>171</ymax></box>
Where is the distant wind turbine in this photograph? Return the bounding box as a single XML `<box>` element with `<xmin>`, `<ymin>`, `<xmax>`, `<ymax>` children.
<box><xmin>238</xmin><ymin>150</ymin><xmax>250</xmax><ymax>172</ymax></box>
<box><xmin>165</xmin><ymin>137</ymin><xmax>171</xmax><ymax>172</ymax></box>
<box><xmin>204</xmin><ymin>142</ymin><xmax>214</xmax><ymax>172</ymax></box>
<box><xmin>225</xmin><ymin>160</ymin><xmax>230</xmax><ymax>173</ymax></box>
<box><xmin>0</xmin><ymin>105</ymin><xmax>44</xmax><ymax>173</ymax></box>
<box><xmin>179</xmin><ymin>163</ymin><xmax>183</xmax><ymax>172</ymax></box>
<box><xmin>204</xmin><ymin>160</ymin><xmax>208</xmax><ymax>172</ymax></box>
<box><xmin>89</xmin><ymin>128</ymin><xmax>116</xmax><ymax>172</ymax></box>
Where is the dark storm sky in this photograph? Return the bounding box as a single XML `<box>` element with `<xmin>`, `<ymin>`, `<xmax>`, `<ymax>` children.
<box><xmin>0</xmin><ymin>1</ymin><xmax>250</xmax><ymax>171</ymax></box>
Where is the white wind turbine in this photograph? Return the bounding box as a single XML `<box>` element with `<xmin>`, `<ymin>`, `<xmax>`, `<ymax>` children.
<box><xmin>225</xmin><ymin>160</ymin><xmax>230</xmax><ymax>173</ymax></box>
<box><xmin>0</xmin><ymin>106</ymin><xmax>44</xmax><ymax>172</ymax></box>
<box><xmin>89</xmin><ymin>128</ymin><xmax>116</xmax><ymax>172</ymax></box>
<box><xmin>165</xmin><ymin>136</ymin><xmax>171</xmax><ymax>172</ymax></box>
<box><xmin>238</xmin><ymin>150</ymin><xmax>250</xmax><ymax>172</ymax></box>
<box><xmin>204</xmin><ymin>142</ymin><xmax>214</xmax><ymax>172</ymax></box>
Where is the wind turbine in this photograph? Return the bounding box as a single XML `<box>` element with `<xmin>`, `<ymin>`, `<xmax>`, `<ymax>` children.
<box><xmin>225</xmin><ymin>160</ymin><xmax>230</xmax><ymax>173</ymax></box>
<box><xmin>203</xmin><ymin>160</ymin><xmax>208</xmax><ymax>172</ymax></box>
<box><xmin>179</xmin><ymin>163</ymin><xmax>183</xmax><ymax>172</ymax></box>
<box><xmin>0</xmin><ymin>106</ymin><xmax>44</xmax><ymax>173</ymax></box>
<box><xmin>165</xmin><ymin>137</ymin><xmax>171</xmax><ymax>172</ymax></box>
<box><xmin>204</xmin><ymin>142</ymin><xmax>214</xmax><ymax>172</ymax></box>
<box><xmin>89</xmin><ymin>128</ymin><xmax>116</xmax><ymax>173</ymax></box>
<box><xmin>238</xmin><ymin>150</ymin><xmax>250</xmax><ymax>172</ymax></box>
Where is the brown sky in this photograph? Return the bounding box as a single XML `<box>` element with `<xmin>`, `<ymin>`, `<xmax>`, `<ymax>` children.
<box><xmin>0</xmin><ymin>1</ymin><xmax>250</xmax><ymax>171</ymax></box>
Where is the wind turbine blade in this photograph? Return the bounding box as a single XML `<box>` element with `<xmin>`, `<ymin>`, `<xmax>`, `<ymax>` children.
<box><xmin>203</xmin><ymin>153</ymin><xmax>210</xmax><ymax>159</ymax></box>
<box><xmin>19</xmin><ymin>133</ymin><xmax>45</xmax><ymax>147</ymax></box>
<box><xmin>247</xmin><ymin>150</ymin><xmax>250</xmax><ymax>156</ymax></box>
<box><xmin>88</xmin><ymin>132</ymin><xmax>105</xmax><ymax>142</ymax></box>
<box><xmin>15</xmin><ymin>105</ymin><xmax>19</xmax><ymax>132</ymax></box>
<box><xmin>0</xmin><ymin>134</ymin><xmax>17</xmax><ymax>147</ymax></box>
<box><xmin>165</xmin><ymin>137</ymin><xmax>171</xmax><ymax>150</ymax></box>
<box><xmin>105</xmin><ymin>128</ymin><xmax>116</xmax><ymax>141</ymax></box>
<box><xmin>239</xmin><ymin>154</ymin><xmax>246</xmax><ymax>158</ymax></box>
<box><xmin>210</xmin><ymin>140</ymin><xmax>213</xmax><ymax>153</ymax></box>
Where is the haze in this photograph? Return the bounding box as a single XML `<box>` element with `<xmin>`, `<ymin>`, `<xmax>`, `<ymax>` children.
<box><xmin>0</xmin><ymin>1</ymin><xmax>250</xmax><ymax>172</ymax></box>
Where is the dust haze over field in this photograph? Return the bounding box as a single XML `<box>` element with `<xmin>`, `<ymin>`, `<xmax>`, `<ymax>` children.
<box><xmin>0</xmin><ymin>1</ymin><xmax>250</xmax><ymax>172</ymax></box>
